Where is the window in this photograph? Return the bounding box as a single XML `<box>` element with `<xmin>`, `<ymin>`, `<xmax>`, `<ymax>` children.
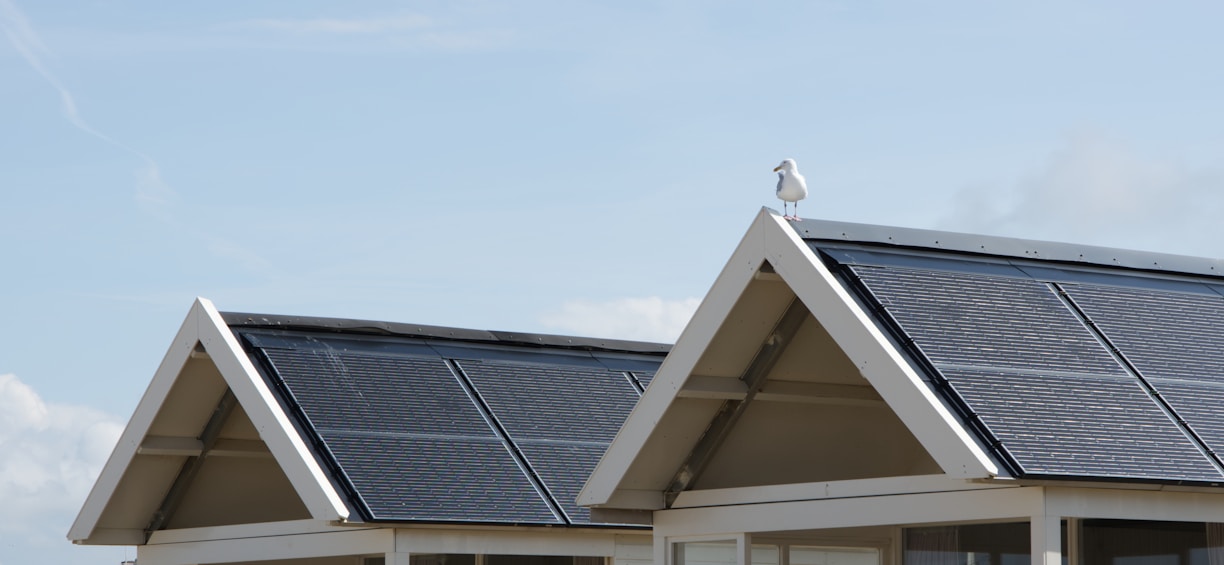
<box><xmin>411</xmin><ymin>555</ymin><xmax>604</xmax><ymax>565</ymax></box>
<box><xmin>1081</xmin><ymin>520</ymin><xmax>1224</xmax><ymax>565</ymax></box>
<box><xmin>904</xmin><ymin>523</ymin><xmax>1052</xmax><ymax>565</ymax></box>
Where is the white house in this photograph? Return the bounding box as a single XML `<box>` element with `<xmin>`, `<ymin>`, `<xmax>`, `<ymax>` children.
<box><xmin>580</xmin><ymin>209</ymin><xmax>1224</xmax><ymax>565</ymax></box>
<box><xmin>68</xmin><ymin>301</ymin><xmax>666</xmax><ymax>565</ymax></box>
<box><xmin>74</xmin><ymin>208</ymin><xmax>1224</xmax><ymax>565</ymax></box>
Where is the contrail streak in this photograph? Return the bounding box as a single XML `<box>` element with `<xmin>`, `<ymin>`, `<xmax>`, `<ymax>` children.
<box><xmin>0</xmin><ymin>0</ymin><xmax>172</xmax><ymax>208</ymax></box>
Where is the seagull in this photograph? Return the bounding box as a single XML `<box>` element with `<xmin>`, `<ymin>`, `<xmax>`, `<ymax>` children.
<box><xmin>773</xmin><ymin>158</ymin><xmax>808</xmax><ymax>221</ymax></box>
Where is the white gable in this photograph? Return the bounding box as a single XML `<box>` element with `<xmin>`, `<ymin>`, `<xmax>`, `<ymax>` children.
<box><xmin>68</xmin><ymin>298</ymin><xmax>349</xmax><ymax>545</ymax></box>
<box><xmin>579</xmin><ymin>209</ymin><xmax>997</xmax><ymax>511</ymax></box>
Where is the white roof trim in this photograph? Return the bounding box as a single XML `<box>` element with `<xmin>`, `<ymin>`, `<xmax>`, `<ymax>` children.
<box><xmin>579</xmin><ymin>209</ymin><xmax>997</xmax><ymax>509</ymax></box>
<box><xmin>578</xmin><ymin>210</ymin><xmax>772</xmax><ymax>508</ymax></box>
<box><xmin>69</xmin><ymin>298</ymin><xmax>349</xmax><ymax>544</ymax></box>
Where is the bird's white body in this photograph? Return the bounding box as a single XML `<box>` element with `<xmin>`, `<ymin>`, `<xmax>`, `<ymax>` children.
<box><xmin>773</xmin><ymin>158</ymin><xmax>808</xmax><ymax>220</ymax></box>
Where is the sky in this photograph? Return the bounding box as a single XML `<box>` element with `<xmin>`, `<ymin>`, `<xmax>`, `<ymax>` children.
<box><xmin>3</xmin><ymin>1</ymin><xmax>1224</xmax><ymax>563</ymax></box>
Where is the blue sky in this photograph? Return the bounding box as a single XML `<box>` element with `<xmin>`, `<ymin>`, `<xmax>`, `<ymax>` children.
<box><xmin>3</xmin><ymin>1</ymin><xmax>1224</xmax><ymax>562</ymax></box>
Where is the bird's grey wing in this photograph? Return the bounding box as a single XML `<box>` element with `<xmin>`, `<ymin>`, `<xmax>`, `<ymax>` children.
<box><xmin>776</xmin><ymin>172</ymin><xmax>785</xmax><ymax>193</ymax></box>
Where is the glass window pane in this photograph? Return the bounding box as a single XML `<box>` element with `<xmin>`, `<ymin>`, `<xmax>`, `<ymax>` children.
<box><xmin>904</xmin><ymin>523</ymin><xmax>1031</xmax><ymax>565</ymax></box>
<box><xmin>791</xmin><ymin>546</ymin><xmax>879</xmax><ymax>565</ymax></box>
<box><xmin>412</xmin><ymin>555</ymin><xmax>478</xmax><ymax>565</ymax></box>
<box><xmin>1082</xmin><ymin>520</ymin><xmax>1213</xmax><ymax>565</ymax></box>
<box><xmin>675</xmin><ymin>541</ymin><xmax>738</xmax><ymax>565</ymax></box>
<box><xmin>753</xmin><ymin>545</ymin><xmax>780</xmax><ymax>565</ymax></box>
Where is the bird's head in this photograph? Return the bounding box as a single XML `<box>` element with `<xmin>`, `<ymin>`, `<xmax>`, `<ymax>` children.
<box><xmin>773</xmin><ymin>159</ymin><xmax>798</xmax><ymax>173</ymax></box>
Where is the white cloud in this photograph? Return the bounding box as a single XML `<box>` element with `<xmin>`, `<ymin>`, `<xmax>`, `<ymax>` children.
<box><xmin>0</xmin><ymin>373</ymin><xmax>126</xmax><ymax>561</ymax></box>
<box><xmin>939</xmin><ymin>130</ymin><xmax>1224</xmax><ymax>257</ymax></box>
<box><xmin>540</xmin><ymin>296</ymin><xmax>700</xmax><ymax>343</ymax></box>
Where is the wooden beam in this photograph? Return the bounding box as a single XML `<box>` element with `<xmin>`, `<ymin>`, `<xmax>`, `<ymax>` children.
<box><xmin>679</xmin><ymin>377</ymin><xmax>882</xmax><ymax>406</ymax></box>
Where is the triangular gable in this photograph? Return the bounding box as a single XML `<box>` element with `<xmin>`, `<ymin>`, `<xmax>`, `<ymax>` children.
<box><xmin>69</xmin><ymin>298</ymin><xmax>349</xmax><ymax>545</ymax></box>
<box><xmin>578</xmin><ymin>209</ymin><xmax>998</xmax><ymax>511</ymax></box>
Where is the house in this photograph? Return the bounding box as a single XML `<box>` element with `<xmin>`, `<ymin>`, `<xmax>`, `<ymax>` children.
<box><xmin>74</xmin><ymin>207</ymin><xmax>1224</xmax><ymax>565</ymax></box>
<box><xmin>580</xmin><ymin>209</ymin><xmax>1224</xmax><ymax>565</ymax></box>
<box><xmin>68</xmin><ymin>303</ymin><xmax>667</xmax><ymax>565</ymax></box>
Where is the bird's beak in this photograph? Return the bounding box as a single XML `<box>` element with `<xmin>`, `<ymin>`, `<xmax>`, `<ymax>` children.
<box><xmin>772</xmin><ymin>166</ymin><xmax>782</xmax><ymax>172</ymax></box>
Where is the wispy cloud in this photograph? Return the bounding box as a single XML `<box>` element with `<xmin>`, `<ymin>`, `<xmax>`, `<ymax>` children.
<box><xmin>235</xmin><ymin>14</ymin><xmax>433</xmax><ymax>34</ymax></box>
<box><xmin>221</xmin><ymin>11</ymin><xmax>514</xmax><ymax>53</ymax></box>
<box><xmin>939</xmin><ymin>130</ymin><xmax>1224</xmax><ymax>257</ymax></box>
<box><xmin>540</xmin><ymin>296</ymin><xmax>700</xmax><ymax>343</ymax></box>
<box><xmin>0</xmin><ymin>0</ymin><xmax>173</xmax><ymax>212</ymax></box>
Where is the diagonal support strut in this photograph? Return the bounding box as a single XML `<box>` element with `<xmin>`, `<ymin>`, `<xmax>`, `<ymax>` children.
<box><xmin>664</xmin><ymin>294</ymin><xmax>810</xmax><ymax>505</ymax></box>
<box><xmin>145</xmin><ymin>387</ymin><xmax>238</xmax><ymax>537</ymax></box>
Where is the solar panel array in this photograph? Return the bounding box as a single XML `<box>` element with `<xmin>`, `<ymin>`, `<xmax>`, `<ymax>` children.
<box><xmin>817</xmin><ymin>245</ymin><xmax>1224</xmax><ymax>484</ymax></box>
<box><xmin>235</xmin><ymin>329</ymin><xmax>662</xmax><ymax>525</ymax></box>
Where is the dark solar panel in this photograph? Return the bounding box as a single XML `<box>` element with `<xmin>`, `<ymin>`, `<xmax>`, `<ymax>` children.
<box><xmin>849</xmin><ymin>266</ymin><xmax>1125</xmax><ymax>376</ymax></box>
<box><xmin>942</xmin><ymin>369</ymin><xmax>1222</xmax><ymax>481</ymax></box>
<box><xmin>516</xmin><ymin>442</ymin><xmax>610</xmax><ymax>524</ymax></box>
<box><xmin>326</xmin><ymin>434</ymin><xmax>559</xmax><ymax>523</ymax></box>
<box><xmin>631</xmin><ymin>371</ymin><xmax>655</xmax><ymax>390</ymax></box>
<box><xmin>455</xmin><ymin>359</ymin><xmax>642</xmax><ymax>522</ymax></box>
<box><xmin>1063</xmin><ymin>284</ymin><xmax>1224</xmax><ymax>384</ymax></box>
<box><xmin>1062</xmin><ymin>284</ymin><xmax>1224</xmax><ymax>468</ymax></box>
<box><xmin>256</xmin><ymin>345</ymin><xmax>562</xmax><ymax>523</ymax></box>
<box><xmin>840</xmin><ymin>263</ymin><xmax>1224</xmax><ymax>481</ymax></box>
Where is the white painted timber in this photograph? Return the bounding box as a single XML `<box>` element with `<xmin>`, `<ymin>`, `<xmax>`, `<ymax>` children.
<box><xmin>579</xmin><ymin>211</ymin><xmax>771</xmax><ymax>508</ymax></box>
<box><xmin>1031</xmin><ymin>508</ymin><xmax>1061</xmax><ymax>565</ymax></box>
<box><xmin>653</xmin><ymin>487</ymin><xmax>1044</xmax><ymax>537</ymax></box>
<box><xmin>69</xmin><ymin>302</ymin><xmax>203</xmax><ymax>542</ymax></box>
<box><xmin>194</xmin><ymin>298</ymin><xmax>351</xmax><ymax>522</ymax></box>
<box><xmin>393</xmin><ymin>528</ymin><xmax>642</xmax><ymax>556</ymax></box>
<box><xmin>1044</xmin><ymin>486</ymin><xmax>1224</xmax><ymax>522</ymax></box>
<box><xmin>146</xmin><ymin>518</ymin><xmax>356</xmax><ymax>545</ymax></box>
<box><xmin>671</xmin><ymin>474</ymin><xmax>1013</xmax><ymax>509</ymax></box>
<box><xmin>678</xmin><ymin>377</ymin><xmax>882</xmax><ymax>406</ymax></box>
<box><xmin>138</xmin><ymin>436</ymin><xmax>272</xmax><ymax>458</ymax></box>
<box><xmin>138</xmin><ymin>525</ymin><xmax>390</xmax><ymax>565</ymax></box>
<box><xmin>760</xmin><ymin>212</ymin><xmax>998</xmax><ymax>478</ymax></box>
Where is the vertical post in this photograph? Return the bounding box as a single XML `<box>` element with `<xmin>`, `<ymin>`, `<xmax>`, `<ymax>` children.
<box><xmin>656</xmin><ymin>535</ymin><xmax>669</xmax><ymax>565</ymax></box>
<box><xmin>1031</xmin><ymin>512</ymin><xmax>1061</xmax><ymax>565</ymax></box>
<box><xmin>738</xmin><ymin>533</ymin><xmax>752</xmax><ymax>565</ymax></box>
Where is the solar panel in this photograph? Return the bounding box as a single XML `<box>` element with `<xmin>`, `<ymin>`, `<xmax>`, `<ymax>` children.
<box><xmin>1062</xmin><ymin>284</ymin><xmax>1224</xmax><ymax>384</ymax></box>
<box><xmin>848</xmin><ymin>265</ymin><xmax>1125</xmax><ymax>376</ymax></box>
<box><xmin>456</xmin><ymin>359</ymin><xmax>642</xmax><ymax>522</ymax></box>
<box><xmin>253</xmin><ymin>341</ymin><xmax>563</xmax><ymax>523</ymax></box>
<box><xmin>942</xmin><ymin>368</ymin><xmax>1222</xmax><ymax>481</ymax></box>
<box><xmin>839</xmin><ymin>263</ymin><xmax>1224</xmax><ymax>481</ymax></box>
<box><xmin>1063</xmin><ymin>284</ymin><xmax>1224</xmax><ymax>465</ymax></box>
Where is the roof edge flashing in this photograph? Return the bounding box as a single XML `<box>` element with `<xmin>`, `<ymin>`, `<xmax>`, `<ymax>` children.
<box><xmin>221</xmin><ymin>312</ymin><xmax>670</xmax><ymax>355</ymax></box>
<box><xmin>787</xmin><ymin>216</ymin><xmax>1224</xmax><ymax>279</ymax></box>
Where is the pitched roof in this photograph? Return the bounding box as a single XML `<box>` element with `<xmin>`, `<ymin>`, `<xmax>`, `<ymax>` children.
<box><xmin>226</xmin><ymin>313</ymin><xmax>665</xmax><ymax>526</ymax></box>
<box><xmin>581</xmin><ymin>209</ymin><xmax>1224</xmax><ymax>511</ymax></box>
<box><xmin>70</xmin><ymin>300</ymin><xmax>664</xmax><ymax>545</ymax></box>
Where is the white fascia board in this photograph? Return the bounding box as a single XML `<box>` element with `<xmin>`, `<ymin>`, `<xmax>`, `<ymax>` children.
<box><xmin>654</xmin><ymin>486</ymin><xmax>1044</xmax><ymax>537</ymax></box>
<box><xmin>194</xmin><ymin>297</ymin><xmax>351</xmax><ymax>522</ymax></box>
<box><xmin>138</xmin><ymin>525</ymin><xmax>391</xmax><ymax>565</ymax></box>
<box><xmin>578</xmin><ymin>210</ymin><xmax>773</xmax><ymax>507</ymax></box>
<box><xmin>147</xmin><ymin>519</ymin><xmax>366</xmax><ymax>545</ymax></box>
<box><xmin>1044</xmin><ymin>486</ymin><xmax>1224</xmax><ymax>523</ymax></box>
<box><xmin>68</xmin><ymin>301</ymin><xmax>204</xmax><ymax>542</ymax></box>
<box><xmin>671</xmin><ymin>474</ymin><xmax>1012</xmax><ymax>509</ymax></box>
<box><xmin>394</xmin><ymin>528</ymin><xmax>624</xmax><ymax>556</ymax></box>
<box><xmin>760</xmin><ymin>213</ymin><xmax>999</xmax><ymax>478</ymax></box>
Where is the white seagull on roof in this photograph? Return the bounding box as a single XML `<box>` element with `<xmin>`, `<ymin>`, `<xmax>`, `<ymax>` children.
<box><xmin>773</xmin><ymin>158</ymin><xmax>808</xmax><ymax>221</ymax></box>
